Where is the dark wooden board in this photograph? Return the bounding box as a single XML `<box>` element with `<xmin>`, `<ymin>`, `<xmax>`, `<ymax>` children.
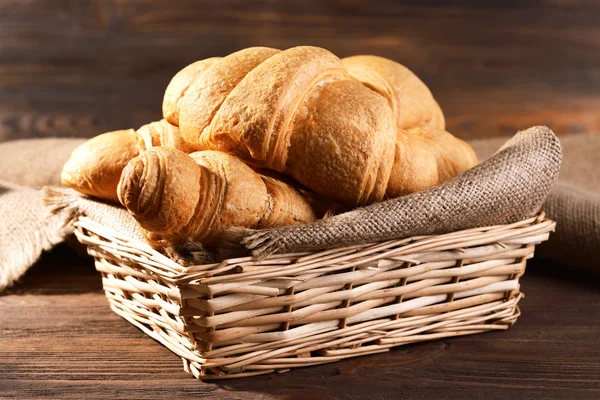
<box><xmin>1</xmin><ymin>0</ymin><xmax>600</xmax><ymax>142</ymax></box>
<box><xmin>1</xmin><ymin>245</ymin><xmax>599</xmax><ymax>399</ymax></box>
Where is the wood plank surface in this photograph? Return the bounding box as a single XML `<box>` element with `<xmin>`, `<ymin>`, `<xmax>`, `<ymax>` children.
<box><xmin>1</xmin><ymin>245</ymin><xmax>599</xmax><ymax>399</ymax></box>
<box><xmin>1</xmin><ymin>0</ymin><xmax>600</xmax><ymax>142</ymax></box>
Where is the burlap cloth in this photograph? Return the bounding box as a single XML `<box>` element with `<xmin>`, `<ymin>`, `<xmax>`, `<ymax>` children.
<box><xmin>0</xmin><ymin>138</ymin><xmax>145</xmax><ymax>290</ymax></box>
<box><xmin>470</xmin><ymin>133</ymin><xmax>600</xmax><ymax>275</ymax></box>
<box><xmin>0</xmin><ymin>126</ymin><xmax>598</xmax><ymax>291</ymax></box>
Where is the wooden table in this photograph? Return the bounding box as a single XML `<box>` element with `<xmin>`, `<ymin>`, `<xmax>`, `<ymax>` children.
<box><xmin>1</xmin><ymin>245</ymin><xmax>598</xmax><ymax>399</ymax></box>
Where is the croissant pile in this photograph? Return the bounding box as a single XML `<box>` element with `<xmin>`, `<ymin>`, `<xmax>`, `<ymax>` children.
<box><xmin>61</xmin><ymin>46</ymin><xmax>477</xmax><ymax>251</ymax></box>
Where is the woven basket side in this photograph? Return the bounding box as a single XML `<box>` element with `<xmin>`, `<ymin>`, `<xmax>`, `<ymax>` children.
<box><xmin>76</xmin><ymin>213</ymin><xmax>555</xmax><ymax>379</ymax></box>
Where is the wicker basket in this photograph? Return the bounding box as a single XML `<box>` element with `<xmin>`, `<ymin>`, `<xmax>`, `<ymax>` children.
<box><xmin>74</xmin><ymin>211</ymin><xmax>554</xmax><ymax>380</ymax></box>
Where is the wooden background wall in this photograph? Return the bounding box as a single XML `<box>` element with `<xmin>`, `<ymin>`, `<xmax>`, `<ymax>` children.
<box><xmin>1</xmin><ymin>0</ymin><xmax>599</xmax><ymax>142</ymax></box>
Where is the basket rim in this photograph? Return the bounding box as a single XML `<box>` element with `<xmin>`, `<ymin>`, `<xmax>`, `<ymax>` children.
<box><xmin>74</xmin><ymin>211</ymin><xmax>555</xmax><ymax>285</ymax></box>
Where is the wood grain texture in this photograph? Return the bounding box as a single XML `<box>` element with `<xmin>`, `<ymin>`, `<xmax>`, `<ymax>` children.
<box><xmin>1</xmin><ymin>0</ymin><xmax>599</xmax><ymax>142</ymax></box>
<box><xmin>1</xmin><ymin>245</ymin><xmax>599</xmax><ymax>399</ymax></box>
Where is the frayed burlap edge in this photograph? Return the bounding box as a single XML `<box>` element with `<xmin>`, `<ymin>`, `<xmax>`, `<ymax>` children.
<box><xmin>0</xmin><ymin>184</ymin><xmax>77</xmax><ymax>291</ymax></box>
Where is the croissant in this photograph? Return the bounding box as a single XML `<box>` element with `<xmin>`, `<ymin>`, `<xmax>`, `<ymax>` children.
<box><xmin>169</xmin><ymin>46</ymin><xmax>475</xmax><ymax>205</ymax></box>
<box><xmin>343</xmin><ymin>55</ymin><xmax>477</xmax><ymax>196</ymax></box>
<box><xmin>173</xmin><ymin>46</ymin><xmax>397</xmax><ymax>207</ymax></box>
<box><xmin>61</xmin><ymin>119</ymin><xmax>194</xmax><ymax>202</ymax></box>
<box><xmin>342</xmin><ymin>55</ymin><xmax>446</xmax><ymax>130</ymax></box>
<box><xmin>117</xmin><ymin>147</ymin><xmax>316</xmax><ymax>248</ymax></box>
<box><xmin>65</xmin><ymin>47</ymin><xmax>476</xmax><ymax>209</ymax></box>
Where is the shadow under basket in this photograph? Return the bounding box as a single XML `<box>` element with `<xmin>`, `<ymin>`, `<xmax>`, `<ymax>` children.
<box><xmin>74</xmin><ymin>212</ymin><xmax>555</xmax><ymax>380</ymax></box>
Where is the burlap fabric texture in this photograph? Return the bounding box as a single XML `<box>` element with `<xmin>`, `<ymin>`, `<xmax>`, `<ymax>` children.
<box><xmin>0</xmin><ymin>138</ymin><xmax>145</xmax><ymax>290</ymax></box>
<box><xmin>470</xmin><ymin>132</ymin><xmax>600</xmax><ymax>275</ymax></box>
<box><xmin>2</xmin><ymin>125</ymin><xmax>599</xmax><ymax>291</ymax></box>
<box><xmin>241</xmin><ymin>126</ymin><xmax>562</xmax><ymax>255</ymax></box>
<box><xmin>0</xmin><ymin>180</ymin><xmax>73</xmax><ymax>289</ymax></box>
<box><xmin>0</xmin><ymin>138</ymin><xmax>84</xmax><ymax>290</ymax></box>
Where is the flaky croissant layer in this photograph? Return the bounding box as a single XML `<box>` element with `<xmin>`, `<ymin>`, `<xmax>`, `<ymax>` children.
<box><xmin>117</xmin><ymin>147</ymin><xmax>316</xmax><ymax>248</ymax></box>
<box><xmin>61</xmin><ymin>119</ymin><xmax>192</xmax><ymax>203</ymax></box>
<box><xmin>342</xmin><ymin>55</ymin><xmax>477</xmax><ymax>194</ymax></box>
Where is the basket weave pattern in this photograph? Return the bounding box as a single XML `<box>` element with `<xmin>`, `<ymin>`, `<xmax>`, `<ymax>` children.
<box><xmin>75</xmin><ymin>212</ymin><xmax>554</xmax><ymax>379</ymax></box>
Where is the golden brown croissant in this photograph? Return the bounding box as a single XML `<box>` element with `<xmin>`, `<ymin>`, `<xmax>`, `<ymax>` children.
<box><xmin>162</xmin><ymin>57</ymin><xmax>221</xmax><ymax>126</ymax></box>
<box><xmin>117</xmin><ymin>147</ymin><xmax>316</xmax><ymax>248</ymax></box>
<box><xmin>386</xmin><ymin>127</ymin><xmax>478</xmax><ymax>197</ymax></box>
<box><xmin>173</xmin><ymin>46</ymin><xmax>397</xmax><ymax>207</ymax></box>
<box><xmin>342</xmin><ymin>55</ymin><xmax>446</xmax><ymax>130</ymax></box>
<box><xmin>168</xmin><ymin>47</ymin><xmax>475</xmax><ymax>205</ymax></box>
<box><xmin>61</xmin><ymin>119</ymin><xmax>194</xmax><ymax>203</ymax></box>
<box><xmin>342</xmin><ymin>55</ymin><xmax>477</xmax><ymax>196</ymax></box>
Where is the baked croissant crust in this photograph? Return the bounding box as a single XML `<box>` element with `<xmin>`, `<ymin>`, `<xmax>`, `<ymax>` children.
<box><xmin>117</xmin><ymin>147</ymin><xmax>316</xmax><ymax>248</ymax></box>
<box><xmin>61</xmin><ymin>119</ymin><xmax>193</xmax><ymax>202</ymax></box>
<box><xmin>343</xmin><ymin>55</ymin><xmax>477</xmax><ymax>195</ymax></box>
<box><xmin>169</xmin><ymin>47</ymin><xmax>475</xmax><ymax>205</ymax></box>
<box><xmin>162</xmin><ymin>57</ymin><xmax>222</xmax><ymax>126</ymax></box>
<box><xmin>342</xmin><ymin>55</ymin><xmax>446</xmax><ymax>130</ymax></box>
<box><xmin>175</xmin><ymin>46</ymin><xmax>397</xmax><ymax>207</ymax></box>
